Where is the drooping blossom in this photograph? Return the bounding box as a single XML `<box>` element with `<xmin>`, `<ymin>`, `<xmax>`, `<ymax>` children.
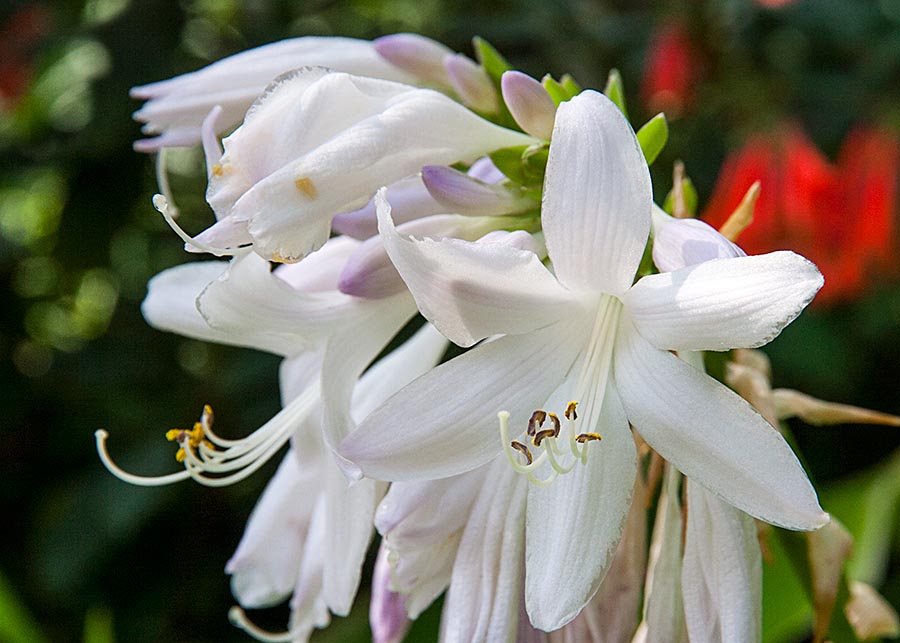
<box><xmin>130</xmin><ymin>36</ymin><xmax>417</xmax><ymax>151</ymax></box>
<box><xmin>702</xmin><ymin>124</ymin><xmax>900</xmax><ymax>306</ymax></box>
<box><xmin>341</xmin><ymin>89</ymin><xmax>826</xmax><ymax>632</ymax></box>
<box><xmin>188</xmin><ymin>68</ymin><xmax>533</xmax><ymax>263</ymax></box>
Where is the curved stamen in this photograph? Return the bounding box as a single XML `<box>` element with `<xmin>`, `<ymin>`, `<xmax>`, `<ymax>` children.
<box><xmin>155</xmin><ymin>148</ymin><xmax>179</xmax><ymax>219</ymax></box>
<box><xmin>152</xmin><ymin>193</ymin><xmax>241</xmax><ymax>258</ymax></box>
<box><xmin>95</xmin><ymin>429</ymin><xmax>191</xmax><ymax>486</ymax></box>
<box><xmin>96</xmin><ymin>386</ymin><xmax>318</xmax><ymax>488</ymax></box>
<box><xmin>228</xmin><ymin>607</ymin><xmax>303</xmax><ymax>643</ymax></box>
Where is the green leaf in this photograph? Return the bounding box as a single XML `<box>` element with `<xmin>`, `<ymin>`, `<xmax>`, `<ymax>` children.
<box><xmin>603</xmin><ymin>68</ymin><xmax>628</xmax><ymax>119</ymax></box>
<box><xmin>521</xmin><ymin>144</ymin><xmax>549</xmax><ymax>184</ymax></box>
<box><xmin>821</xmin><ymin>450</ymin><xmax>900</xmax><ymax>585</ymax></box>
<box><xmin>472</xmin><ymin>37</ymin><xmax>512</xmax><ymax>86</ymax></box>
<box><xmin>488</xmin><ymin>145</ymin><xmax>530</xmax><ymax>185</ymax></box>
<box><xmin>636</xmin><ymin>113</ymin><xmax>668</xmax><ymax>165</ymax></box>
<box><xmin>0</xmin><ymin>569</ymin><xmax>50</xmax><ymax>643</ymax></box>
<box><xmin>762</xmin><ymin>530</ymin><xmax>812</xmax><ymax>643</ymax></box>
<box><xmin>662</xmin><ymin>177</ymin><xmax>698</xmax><ymax>216</ymax></box>
<box><xmin>83</xmin><ymin>607</ymin><xmax>115</xmax><ymax>643</ymax></box>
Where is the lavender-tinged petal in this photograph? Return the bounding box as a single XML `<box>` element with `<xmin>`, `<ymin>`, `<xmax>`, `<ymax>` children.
<box><xmin>371</xmin><ymin>545</ymin><xmax>412</xmax><ymax>643</ymax></box>
<box><xmin>422</xmin><ymin>165</ymin><xmax>533</xmax><ymax>216</ymax></box>
<box><xmin>373</xmin><ymin>33</ymin><xmax>455</xmax><ymax>86</ymax></box>
<box><xmin>652</xmin><ymin>218</ymin><xmax>746</xmax><ymax>273</ymax></box>
<box><xmin>501</xmin><ymin>71</ymin><xmax>556</xmax><ymax>140</ymax></box>
<box><xmin>444</xmin><ymin>53</ymin><xmax>499</xmax><ymax>113</ymax></box>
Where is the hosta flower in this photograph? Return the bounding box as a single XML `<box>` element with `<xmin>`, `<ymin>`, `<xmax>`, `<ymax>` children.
<box><xmin>130</xmin><ymin>36</ymin><xmax>416</xmax><ymax>151</ymax></box>
<box><xmin>96</xmin><ymin>233</ymin><xmax>418</xmax><ymax>487</ymax></box>
<box><xmin>194</xmin><ymin>68</ymin><xmax>534</xmax><ymax>263</ymax></box>
<box><xmin>342</xmin><ymin>89</ymin><xmax>827</xmax><ymax>630</ymax></box>
<box><xmin>226</xmin><ymin>323</ymin><xmax>446</xmax><ymax>642</ymax></box>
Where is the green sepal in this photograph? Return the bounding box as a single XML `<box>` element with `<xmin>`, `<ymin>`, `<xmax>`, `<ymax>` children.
<box><xmin>542</xmin><ymin>75</ymin><xmax>574</xmax><ymax>106</ymax></box>
<box><xmin>636</xmin><ymin>113</ymin><xmax>669</xmax><ymax>165</ymax></box>
<box><xmin>560</xmin><ymin>74</ymin><xmax>582</xmax><ymax>96</ymax></box>
<box><xmin>488</xmin><ymin>144</ymin><xmax>548</xmax><ymax>187</ymax></box>
<box><xmin>472</xmin><ymin>37</ymin><xmax>513</xmax><ymax>87</ymax></box>
<box><xmin>603</xmin><ymin>68</ymin><xmax>628</xmax><ymax>119</ymax></box>
<box><xmin>662</xmin><ymin>177</ymin><xmax>698</xmax><ymax>216</ymax></box>
<box><xmin>489</xmin><ymin>145</ymin><xmax>530</xmax><ymax>185</ymax></box>
<box><xmin>521</xmin><ymin>144</ymin><xmax>549</xmax><ymax>184</ymax></box>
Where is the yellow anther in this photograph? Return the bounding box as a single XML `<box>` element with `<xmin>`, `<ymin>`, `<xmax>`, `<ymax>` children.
<box><xmin>532</xmin><ymin>428</ymin><xmax>556</xmax><ymax>447</ymax></box>
<box><xmin>294</xmin><ymin>177</ymin><xmax>318</xmax><ymax>199</ymax></box>
<box><xmin>510</xmin><ymin>440</ymin><xmax>533</xmax><ymax>465</ymax></box>
<box><xmin>211</xmin><ymin>163</ymin><xmax>224</xmax><ymax>177</ymax></box>
<box><xmin>527</xmin><ymin>409</ymin><xmax>547</xmax><ymax>436</ymax></box>
<box><xmin>548</xmin><ymin>413</ymin><xmax>561</xmax><ymax>437</ymax></box>
<box><xmin>270</xmin><ymin>251</ymin><xmax>300</xmax><ymax>264</ymax></box>
<box><xmin>575</xmin><ymin>432</ymin><xmax>602</xmax><ymax>443</ymax></box>
<box><xmin>565</xmin><ymin>401</ymin><xmax>578</xmax><ymax>421</ymax></box>
<box><xmin>165</xmin><ymin>408</ymin><xmax>217</xmax><ymax>463</ymax></box>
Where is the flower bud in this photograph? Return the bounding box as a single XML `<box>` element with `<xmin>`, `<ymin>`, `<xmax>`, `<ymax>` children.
<box><xmin>331</xmin><ymin>175</ymin><xmax>446</xmax><ymax>240</ymax></box>
<box><xmin>370</xmin><ymin>545</ymin><xmax>411</xmax><ymax>643</ymax></box>
<box><xmin>338</xmin><ymin>214</ymin><xmax>500</xmax><ymax>299</ymax></box>
<box><xmin>373</xmin><ymin>33</ymin><xmax>454</xmax><ymax>86</ymax></box>
<box><xmin>421</xmin><ymin>165</ymin><xmax>533</xmax><ymax>216</ymax></box>
<box><xmin>500</xmin><ymin>71</ymin><xmax>556</xmax><ymax>140</ymax></box>
<box><xmin>444</xmin><ymin>53</ymin><xmax>499</xmax><ymax>114</ymax></box>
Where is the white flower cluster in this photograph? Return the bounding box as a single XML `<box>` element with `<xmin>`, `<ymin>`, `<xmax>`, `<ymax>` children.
<box><xmin>100</xmin><ymin>33</ymin><xmax>833</xmax><ymax>643</ymax></box>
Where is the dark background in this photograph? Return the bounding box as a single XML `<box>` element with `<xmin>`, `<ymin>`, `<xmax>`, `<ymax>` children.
<box><xmin>2</xmin><ymin>0</ymin><xmax>900</xmax><ymax>641</ymax></box>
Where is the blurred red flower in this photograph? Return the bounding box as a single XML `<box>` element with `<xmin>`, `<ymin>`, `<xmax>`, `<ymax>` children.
<box><xmin>0</xmin><ymin>4</ymin><xmax>52</xmax><ymax>109</ymax></box>
<box><xmin>703</xmin><ymin>124</ymin><xmax>899</xmax><ymax>306</ymax></box>
<box><xmin>642</xmin><ymin>22</ymin><xmax>699</xmax><ymax>118</ymax></box>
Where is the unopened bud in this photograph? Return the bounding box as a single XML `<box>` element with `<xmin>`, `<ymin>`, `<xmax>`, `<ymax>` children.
<box><xmin>444</xmin><ymin>54</ymin><xmax>499</xmax><ymax>114</ymax></box>
<box><xmin>370</xmin><ymin>545</ymin><xmax>411</xmax><ymax>643</ymax></box>
<box><xmin>501</xmin><ymin>71</ymin><xmax>556</xmax><ymax>140</ymax></box>
<box><xmin>421</xmin><ymin>165</ymin><xmax>532</xmax><ymax>216</ymax></box>
<box><xmin>331</xmin><ymin>175</ymin><xmax>445</xmax><ymax>240</ymax></box>
<box><xmin>373</xmin><ymin>33</ymin><xmax>454</xmax><ymax>86</ymax></box>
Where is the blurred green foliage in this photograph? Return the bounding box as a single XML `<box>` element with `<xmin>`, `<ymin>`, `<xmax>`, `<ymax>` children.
<box><xmin>2</xmin><ymin>0</ymin><xmax>900</xmax><ymax>641</ymax></box>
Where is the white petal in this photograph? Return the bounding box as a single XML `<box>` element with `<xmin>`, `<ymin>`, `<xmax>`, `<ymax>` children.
<box><xmin>377</xmin><ymin>191</ymin><xmax>575</xmax><ymax>346</ymax></box>
<box><xmin>652</xmin><ymin>218</ymin><xmax>745</xmax><ymax>273</ymax></box>
<box><xmin>196</xmin><ymin>253</ymin><xmax>361</xmax><ymax>353</ymax></box>
<box><xmin>322</xmin><ymin>458</ymin><xmax>381</xmax><ymax>615</ymax></box>
<box><xmin>579</xmin><ymin>470</ymin><xmax>648</xmax><ymax>642</ymax></box>
<box><xmin>682</xmin><ymin>480</ymin><xmax>762</xmax><ymax>643</ymax></box>
<box><xmin>288</xmin><ymin>495</ymin><xmax>331</xmax><ymax>641</ymax></box>
<box><xmin>214</xmin><ymin>71</ymin><xmax>534</xmax><ymax>262</ymax></box>
<box><xmin>226</xmin><ymin>451</ymin><xmax>320</xmax><ymax>608</ymax></box>
<box><xmin>318</xmin><ymin>293</ymin><xmax>417</xmax><ymax>468</ymax></box>
<box><xmin>624</xmin><ymin>251</ymin><xmax>823</xmax><ymax>352</ymax></box>
<box><xmin>351</xmin><ymin>323</ymin><xmax>448</xmax><ymax>421</ymax></box>
<box><xmin>613</xmin><ymin>319</ymin><xmax>828</xmax><ymax>530</ymax></box>
<box><xmin>133</xmin><ymin>37</ymin><xmax>415</xmax><ymax>144</ymax></box>
<box><xmin>440</xmin><ymin>458</ymin><xmax>527</xmax><ymax>643</ymax></box>
<box><xmin>525</xmin><ymin>382</ymin><xmax>637</xmax><ymax>631</ymax></box>
<box><xmin>377</xmin><ymin>469</ymin><xmax>488</xmax><ymax>618</ymax></box>
<box><xmin>141</xmin><ymin>260</ymin><xmax>235</xmax><ymax>342</ymax></box>
<box><xmin>542</xmin><ymin>90</ymin><xmax>651</xmax><ymax>296</ymax></box>
<box><xmin>279</xmin><ymin>351</ymin><xmax>326</xmax><ymax>405</ymax></box>
<box><xmin>275</xmin><ymin>234</ymin><xmax>360</xmax><ymax>293</ymax></box>
<box><xmin>341</xmin><ymin>320</ymin><xmax>585</xmax><ymax>481</ymax></box>
<box><xmin>640</xmin><ymin>466</ymin><xmax>688</xmax><ymax>643</ymax></box>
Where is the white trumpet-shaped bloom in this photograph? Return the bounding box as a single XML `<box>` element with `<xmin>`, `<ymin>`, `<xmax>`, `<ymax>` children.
<box><xmin>131</xmin><ymin>36</ymin><xmax>415</xmax><ymax>151</ymax></box>
<box><xmin>197</xmin><ymin>68</ymin><xmax>534</xmax><ymax>263</ymax></box>
<box><xmin>341</xmin><ymin>89</ymin><xmax>827</xmax><ymax>631</ymax></box>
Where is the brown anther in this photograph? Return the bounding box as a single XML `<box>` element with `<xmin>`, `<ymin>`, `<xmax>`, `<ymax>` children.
<box><xmin>294</xmin><ymin>177</ymin><xmax>318</xmax><ymax>199</ymax></box>
<box><xmin>527</xmin><ymin>410</ymin><xmax>547</xmax><ymax>436</ymax></box>
<box><xmin>565</xmin><ymin>401</ymin><xmax>578</xmax><ymax>421</ymax></box>
<box><xmin>548</xmin><ymin>413</ymin><xmax>561</xmax><ymax>437</ymax></box>
<box><xmin>532</xmin><ymin>428</ymin><xmax>556</xmax><ymax>447</ymax></box>
<box><xmin>575</xmin><ymin>432</ymin><xmax>602</xmax><ymax>443</ymax></box>
<box><xmin>510</xmin><ymin>440</ymin><xmax>533</xmax><ymax>465</ymax></box>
